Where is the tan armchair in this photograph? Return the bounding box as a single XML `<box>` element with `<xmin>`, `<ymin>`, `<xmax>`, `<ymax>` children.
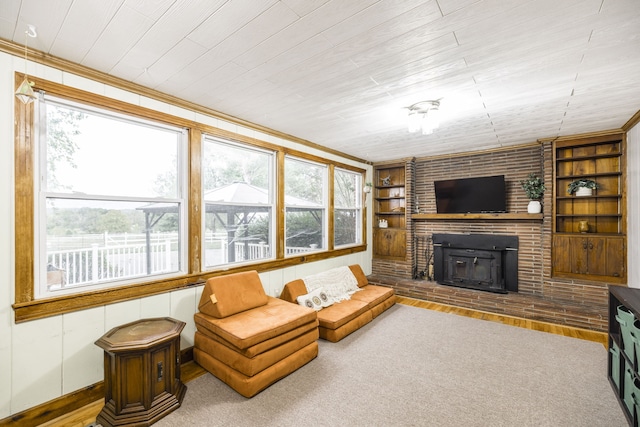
<box><xmin>194</xmin><ymin>271</ymin><xmax>318</xmax><ymax>397</ymax></box>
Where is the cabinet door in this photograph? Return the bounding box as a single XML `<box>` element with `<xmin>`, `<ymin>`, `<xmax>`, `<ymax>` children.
<box><xmin>552</xmin><ymin>235</ymin><xmax>579</xmax><ymax>275</ymax></box>
<box><xmin>373</xmin><ymin>228</ymin><xmax>406</xmax><ymax>259</ymax></box>
<box><xmin>588</xmin><ymin>236</ymin><xmax>625</xmax><ymax>278</ymax></box>
<box><xmin>571</xmin><ymin>236</ymin><xmax>590</xmax><ymax>275</ymax></box>
<box><xmin>553</xmin><ymin>234</ymin><xmax>625</xmax><ymax>280</ymax></box>
<box><xmin>151</xmin><ymin>343</ymin><xmax>172</xmax><ymax>403</ymax></box>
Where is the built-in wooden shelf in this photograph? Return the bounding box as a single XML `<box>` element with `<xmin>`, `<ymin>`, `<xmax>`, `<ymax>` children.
<box><xmin>556</xmin><ymin>194</ymin><xmax>622</xmax><ymax>200</ymax></box>
<box><xmin>556</xmin><ymin>152</ymin><xmax>621</xmax><ymax>162</ymax></box>
<box><xmin>412</xmin><ymin>213</ymin><xmax>543</xmax><ymax>220</ymax></box>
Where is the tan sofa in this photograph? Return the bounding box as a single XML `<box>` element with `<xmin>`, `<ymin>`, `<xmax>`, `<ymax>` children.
<box><xmin>194</xmin><ymin>271</ymin><xmax>319</xmax><ymax>398</ymax></box>
<box><xmin>280</xmin><ymin>265</ymin><xmax>395</xmax><ymax>342</ymax></box>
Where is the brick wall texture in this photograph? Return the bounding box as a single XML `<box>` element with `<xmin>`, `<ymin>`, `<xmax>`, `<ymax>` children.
<box><xmin>371</xmin><ymin>143</ymin><xmax>616</xmax><ymax>331</ymax></box>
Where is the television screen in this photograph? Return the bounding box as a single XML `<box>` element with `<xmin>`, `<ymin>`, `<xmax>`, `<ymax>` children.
<box><xmin>434</xmin><ymin>175</ymin><xmax>506</xmax><ymax>213</ymax></box>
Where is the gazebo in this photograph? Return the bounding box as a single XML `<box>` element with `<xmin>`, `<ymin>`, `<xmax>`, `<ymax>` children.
<box><xmin>139</xmin><ymin>182</ymin><xmax>321</xmax><ymax>268</ymax></box>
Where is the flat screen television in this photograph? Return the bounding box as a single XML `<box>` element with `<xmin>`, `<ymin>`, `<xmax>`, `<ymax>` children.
<box><xmin>434</xmin><ymin>175</ymin><xmax>507</xmax><ymax>213</ymax></box>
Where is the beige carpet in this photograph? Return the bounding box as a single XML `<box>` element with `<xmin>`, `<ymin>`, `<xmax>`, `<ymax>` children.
<box><xmin>156</xmin><ymin>304</ymin><xmax>626</xmax><ymax>426</ymax></box>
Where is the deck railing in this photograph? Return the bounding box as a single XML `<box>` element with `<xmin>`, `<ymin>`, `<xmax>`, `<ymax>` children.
<box><xmin>47</xmin><ymin>240</ymin><xmax>172</xmax><ymax>290</ymax></box>
<box><xmin>46</xmin><ymin>233</ymin><xmax>318</xmax><ymax>289</ymax></box>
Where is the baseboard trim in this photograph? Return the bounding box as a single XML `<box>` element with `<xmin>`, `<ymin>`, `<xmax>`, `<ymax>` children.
<box><xmin>0</xmin><ymin>348</ymin><xmax>194</xmax><ymax>427</ymax></box>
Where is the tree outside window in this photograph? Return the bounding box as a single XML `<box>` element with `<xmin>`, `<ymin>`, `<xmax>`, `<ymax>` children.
<box><xmin>284</xmin><ymin>157</ymin><xmax>326</xmax><ymax>252</ymax></box>
<box><xmin>202</xmin><ymin>137</ymin><xmax>275</xmax><ymax>267</ymax></box>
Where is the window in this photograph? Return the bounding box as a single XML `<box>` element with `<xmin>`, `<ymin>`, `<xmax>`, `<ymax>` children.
<box><xmin>14</xmin><ymin>75</ymin><xmax>367</xmax><ymax>322</ymax></box>
<box><xmin>284</xmin><ymin>156</ymin><xmax>327</xmax><ymax>254</ymax></box>
<box><xmin>37</xmin><ymin>96</ymin><xmax>187</xmax><ymax>298</ymax></box>
<box><xmin>334</xmin><ymin>168</ymin><xmax>363</xmax><ymax>247</ymax></box>
<box><xmin>202</xmin><ymin>137</ymin><xmax>275</xmax><ymax>268</ymax></box>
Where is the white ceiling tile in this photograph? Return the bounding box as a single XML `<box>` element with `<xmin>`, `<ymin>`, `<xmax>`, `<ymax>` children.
<box><xmin>123</xmin><ymin>0</ymin><xmax>174</xmax><ymax>19</ymax></box>
<box><xmin>232</xmin><ymin>0</ymin><xmax>380</xmax><ymax>70</ymax></box>
<box><xmin>134</xmin><ymin>38</ymin><xmax>208</xmax><ymax>88</ymax></box>
<box><xmin>186</xmin><ymin>0</ymin><xmax>278</xmax><ymax>49</ymax></box>
<box><xmin>81</xmin><ymin>4</ymin><xmax>154</xmax><ymax>71</ymax></box>
<box><xmin>13</xmin><ymin>0</ymin><xmax>73</xmax><ymax>52</ymax></box>
<box><xmin>0</xmin><ymin>0</ymin><xmax>21</xmax><ymax>39</ymax></box>
<box><xmin>6</xmin><ymin>0</ymin><xmax>640</xmax><ymax>162</ymax></box>
<box><xmin>50</xmin><ymin>0</ymin><xmax>124</xmax><ymax>63</ymax></box>
<box><xmin>280</xmin><ymin>0</ymin><xmax>330</xmax><ymax>17</ymax></box>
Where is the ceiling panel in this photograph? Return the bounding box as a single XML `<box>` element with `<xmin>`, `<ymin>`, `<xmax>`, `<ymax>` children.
<box><xmin>3</xmin><ymin>0</ymin><xmax>639</xmax><ymax>162</ymax></box>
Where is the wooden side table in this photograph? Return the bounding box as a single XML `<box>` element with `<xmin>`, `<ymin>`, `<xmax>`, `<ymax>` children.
<box><xmin>95</xmin><ymin>317</ymin><xmax>187</xmax><ymax>427</ymax></box>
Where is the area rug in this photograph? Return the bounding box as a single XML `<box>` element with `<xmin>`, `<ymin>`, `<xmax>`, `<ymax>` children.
<box><xmin>156</xmin><ymin>304</ymin><xmax>626</xmax><ymax>426</ymax></box>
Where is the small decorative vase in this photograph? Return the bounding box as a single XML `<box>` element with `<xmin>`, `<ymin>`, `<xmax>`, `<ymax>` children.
<box><xmin>527</xmin><ymin>200</ymin><xmax>542</xmax><ymax>214</ymax></box>
<box><xmin>575</xmin><ymin>187</ymin><xmax>593</xmax><ymax>197</ymax></box>
<box><xmin>578</xmin><ymin>220</ymin><xmax>589</xmax><ymax>233</ymax></box>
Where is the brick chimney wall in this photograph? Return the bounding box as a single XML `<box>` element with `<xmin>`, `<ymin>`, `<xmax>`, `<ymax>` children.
<box><xmin>371</xmin><ymin>143</ymin><xmax>613</xmax><ymax>331</ymax></box>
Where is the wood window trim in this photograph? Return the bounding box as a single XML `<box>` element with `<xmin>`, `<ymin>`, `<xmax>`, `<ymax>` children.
<box><xmin>13</xmin><ymin>73</ymin><xmax>367</xmax><ymax>323</ymax></box>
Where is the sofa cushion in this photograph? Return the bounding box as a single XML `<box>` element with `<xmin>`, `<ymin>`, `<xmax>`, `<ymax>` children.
<box><xmin>316</xmin><ymin>299</ymin><xmax>369</xmax><ymax>330</ymax></box>
<box><xmin>195</xmin><ymin>296</ymin><xmax>317</xmax><ymax>350</ymax></box>
<box><xmin>280</xmin><ymin>279</ymin><xmax>307</xmax><ymax>303</ymax></box>
<box><xmin>194</xmin><ymin>341</ymin><xmax>318</xmax><ymax>398</ymax></box>
<box><xmin>195</xmin><ymin>328</ymin><xmax>319</xmax><ymax>377</ymax></box>
<box><xmin>351</xmin><ymin>284</ymin><xmax>395</xmax><ymax>309</ymax></box>
<box><xmin>198</xmin><ymin>271</ymin><xmax>268</xmax><ymax>318</ymax></box>
<box><xmin>320</xmin><ymin>310</ymin><xmax>373</xmax><ymax>342</ymax></box>
<box><xmin>348</xmin><ymin>264</ymin><xmax>369</xmax><ymax>288</ymax></box>
<box><xmin>196</xmin><ymin>318</ymin><xmax>318</xmax><ymax>358</ymax></box>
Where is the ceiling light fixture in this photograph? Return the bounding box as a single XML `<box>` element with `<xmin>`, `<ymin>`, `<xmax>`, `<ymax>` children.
<box><xmin>15</xmin><ymin>24</ymin><xmax>38</xmax><ymax>104</ymax></box>
<box><xmin>406</xmin><ymin>100</ymin><xmax>440</xmax><ymax>135</ymax></box>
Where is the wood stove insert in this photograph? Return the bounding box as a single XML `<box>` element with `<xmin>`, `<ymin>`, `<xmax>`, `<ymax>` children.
<box><xmin>433</xmin><ymin>233</ymin><xmax>518</xmax><ymax>293</ymax></box>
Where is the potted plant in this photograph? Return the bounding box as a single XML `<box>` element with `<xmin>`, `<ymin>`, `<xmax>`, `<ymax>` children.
<box><xmin>519</xmin><ymin>173</ymin><xmax>546</xmax><ymax>213</ymax></box>
<box><xmin>567</xmin><ymin>179</ymin><xmax>599</xmax><ymax>196</ymax></box>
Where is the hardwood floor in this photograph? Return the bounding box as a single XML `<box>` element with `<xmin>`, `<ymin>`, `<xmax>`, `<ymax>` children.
<box><xmin>36</xmin><ymin>297</ymin><xmax>607</xmax><ymax>426</ymax></box>
<box><xmin>396</xmin><ymin>296</ymin><xmax>608</xmax><ymax>346</ymax></box>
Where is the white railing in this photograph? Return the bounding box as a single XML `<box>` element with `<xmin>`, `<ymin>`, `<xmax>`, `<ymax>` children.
<box><xmin>229</xmin><ymin>242</ymin><xmax>271</xmax><ymax>261</ymax></box>
<box><xmin>47</xmin><ymin>240</ymin><xmax>172</xmax><ymax>289</ymax></box>
<box><xmin>219</xmin><ymin>242</ymin><xmax>314</xmax><ymax>262</ymax></box>
<box><xmin>286</xmin><ymin>246</ymin><xmax>316</xmax><ymax>255</ymax></box>
<box><xmin>47</xmin><ymin>233</ymin><xmax>320</xmax><ymax>288</ymax></box>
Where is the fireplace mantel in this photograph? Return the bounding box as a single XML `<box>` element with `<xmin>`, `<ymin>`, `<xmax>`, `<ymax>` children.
<box><xmin>412</xmin><ymin>213</ymin><xmax>543</xmax><ymax>221</ymax></box>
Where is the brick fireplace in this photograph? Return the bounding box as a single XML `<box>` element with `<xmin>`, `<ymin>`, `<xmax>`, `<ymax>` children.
<box><xmin>370</xmin><ymin>143</ymin><xmax>611</xmax><ymax>332</ymax></box>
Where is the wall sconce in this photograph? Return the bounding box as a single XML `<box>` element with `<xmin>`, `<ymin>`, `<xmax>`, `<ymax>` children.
<box><xmin>15</xmin><ymin>25</ymin><xmax>38</xmax><ymax>105</ymax></box>
<box><xmin>406</xmin><ymin>100</ymin><xmax>440</xmax><ymax>135</ymax></box>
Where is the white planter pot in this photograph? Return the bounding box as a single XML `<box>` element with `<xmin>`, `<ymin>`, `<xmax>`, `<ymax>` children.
<box><xmin>575</xmin><ymin>187</ymin><xmax>593</xmax><ymax>197</ymax></box>
<box><xmin>527</xmin><ymin>200</ymin><xmax>542</xmax><ymax>214</ymax></box>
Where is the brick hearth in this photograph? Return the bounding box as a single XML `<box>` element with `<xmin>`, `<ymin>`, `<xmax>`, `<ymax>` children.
<box><xmin>368</xmin><ymin>274</ymin><xmax>608</xmax><ymax>331</ymax></box>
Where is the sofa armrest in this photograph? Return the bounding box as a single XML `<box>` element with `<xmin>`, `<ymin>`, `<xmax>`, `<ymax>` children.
<box><xmin>280</xmin><ymin>279</ymin><xmax>308</xmax><ymax>303</ymax></box>
<box><xmin>348</xmin><ymin>264</ymin><xmax>369</xmax><ymax>287</ymax></box>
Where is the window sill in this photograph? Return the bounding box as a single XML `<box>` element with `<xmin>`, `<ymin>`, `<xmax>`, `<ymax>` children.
<box><xmin>13</xmin><ymin>245</ymin><xmax>366</xmax><ymax>323</ymax></box>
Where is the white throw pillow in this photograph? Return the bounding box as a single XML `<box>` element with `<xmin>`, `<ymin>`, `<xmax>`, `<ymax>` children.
<box><xmin>296</xmin><ymin>287</ymin><xmax>333</xmax><ymax>311</ymax></box>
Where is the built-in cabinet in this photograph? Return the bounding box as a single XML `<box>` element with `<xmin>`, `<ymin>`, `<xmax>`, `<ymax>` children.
<box><xmin>373</xmin><ymin>163</ymin><xmax>406</xmax><ymax>260</ymax></box>
<box><xmin>553</xmin><ymin>133</ymin><xmax>626</xmax><ymax>283</ymax></box>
